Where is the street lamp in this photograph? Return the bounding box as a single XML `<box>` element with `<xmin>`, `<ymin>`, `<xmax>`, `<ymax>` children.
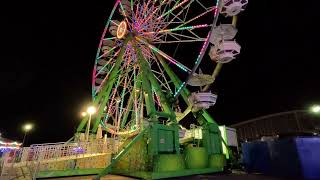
<box><xmin>85</xmin><ymin>106</ymin><xmax>96</xmax><ymax>141</ymax></box>
<box><xmin>87</xmin><ymin>106</ymin><xmax>96</xmax><ymax>115</ymax></box>
<box><xmin>22</xmin><ymin>123</ymin><xmax>33</xmax><ymax>146</ymax></box>
<box><xmin>310</xmin><ymin>105</ymin><xmax>320</xmax><ymax>114</ymax></box>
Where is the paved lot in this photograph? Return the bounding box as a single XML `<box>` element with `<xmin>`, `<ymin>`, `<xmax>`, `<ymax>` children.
<box><xmin>42</xmin><ymin>173</ymin><xmax>290</xmax><ymax>180</ymax></box>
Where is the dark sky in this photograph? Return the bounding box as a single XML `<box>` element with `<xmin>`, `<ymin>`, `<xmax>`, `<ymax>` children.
<box><xmin>0</xmin><ymin>1</ymin><xmax>319</xmax><ymax>145</ymax></box>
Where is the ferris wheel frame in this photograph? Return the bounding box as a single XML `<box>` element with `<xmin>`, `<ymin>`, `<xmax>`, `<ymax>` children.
<box><xmin>77</xmin><ymin>0</ymin><xmax>224</xmax><ymax>135</ymax></box>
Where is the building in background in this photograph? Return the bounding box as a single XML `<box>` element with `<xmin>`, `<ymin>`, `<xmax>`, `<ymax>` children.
<box><xmin>231</xmin><ymin>110</ymin><xmax>320</xmax><ymax>142</ymax></box>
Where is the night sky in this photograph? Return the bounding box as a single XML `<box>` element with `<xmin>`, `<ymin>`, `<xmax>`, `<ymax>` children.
<box><xmin>0</xmin><ymin>1</ymin><xmax>319</xmax><ymax>145</ymax></box>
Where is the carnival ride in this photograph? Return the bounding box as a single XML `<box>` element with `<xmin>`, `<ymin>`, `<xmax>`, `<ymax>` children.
<box><xmin>0</xmin><ymin>0</ymin><xmax>247</xmax><ymax>179</ymax></box>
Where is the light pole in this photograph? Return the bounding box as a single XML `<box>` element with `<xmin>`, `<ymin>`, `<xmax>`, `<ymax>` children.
<box><xmin>85</xmin><ymin>106</ymin><xmax>96</xmax><ymax>141</ymax></box>
<box><xmin>22</xmin><ymin>123</ymin><xmax>33</xmax><ymax>146</ymax></box>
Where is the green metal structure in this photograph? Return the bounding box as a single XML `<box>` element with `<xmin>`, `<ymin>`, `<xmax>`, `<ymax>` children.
<box><xmin>0</xmin><ymin>1</ymin><xmax>248</xmax><ymax>179</ymax></box>
<box><xmin>72</xmin><ymin>0</ymin><xmax>246</xmax><ymax>179</ymax></box>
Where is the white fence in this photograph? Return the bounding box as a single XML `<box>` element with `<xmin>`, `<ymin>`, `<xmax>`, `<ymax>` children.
<box><xmin>0</xmin><ymin>139</ymin><xmax>117</xmax><ymax>179</ymax></box>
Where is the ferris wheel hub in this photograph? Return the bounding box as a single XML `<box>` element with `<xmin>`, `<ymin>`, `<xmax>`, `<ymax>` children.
<box><xmin>116</xmin><ymin>21</ymin><xmax>128</xmax><ymax>39</ymax></box>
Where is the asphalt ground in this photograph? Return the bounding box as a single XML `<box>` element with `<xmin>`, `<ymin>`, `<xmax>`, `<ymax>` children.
<box><xmin>42</xmin><ymin>173</ymin><xmax>294</xmax><ymax>180</ymax></box>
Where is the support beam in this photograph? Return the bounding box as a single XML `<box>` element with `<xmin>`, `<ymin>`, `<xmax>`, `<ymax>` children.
<box><xmin>92</xmin><ymin>38</ymin><xmax>132</xmax><ymax>133</ymax></box>
<box><xmin>77</xmin><ymin>37</ymin><xmax>131</xmax><ymax>133</ymax></box>
<box><xmin>156</xmin><ymin>53</ymin><xmax>190</xmax><ymax>104</ymax></box>
<box><xmin>156</xmin><ymin>53</ymin><xmax>219</xmax><ymax>126</ymax></box>
<box><xmin>94</xmin><ymin>130</ymin><xmax>146</xmax><ymax>179</ymax></box>
<box><xmin>136</xmin><ymin>41</ymin><xmax>176</xmax><ymax>121</ymax></box>
<box><xmin>120</xmin><ymin>73</ymin><xmax>142</xmax><ymax>128</ymax></box>
<box><xmin>141</xmin><ymin>62</ymin><xmax>156</xmax><ymax>117</ymax></box>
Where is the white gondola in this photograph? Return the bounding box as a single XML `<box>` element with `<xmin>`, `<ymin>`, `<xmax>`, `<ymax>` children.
<box><xmin>97</xmin><ymin>59</ymin><xmax>108</xmax><ymax>66</ymax></box>
<box><xmin>101</xmin><ymin>46</ymin><xmax>113</xmax><ymax>54</ymax></box>
<box><xmin>209</xmin><ymin>24</ymin><xmax>238</xmax><ymax>45</ymax></box>
<box><xmin>188</xmin><ymin>74</ymin><xmax>214</xmax><ymax>86</ymax></box>
<box><xmin>101</xmin><ymin>39</ymin><xmax>114</xmax><ymax>55</ymax></box>
<box><xmin>221</xmin><ymin>0</ymin><xmax>248</xmax><ymax>17</ymax></box>
<box><xmin>209</xmin><ymin>46</ymin><xmax>219</xmax><ymax>61</ymax></box>
<box><xmin>109</xmin><ymin>20</ymin><xmax>120</xmax><ymax>36</ymax></box>
<box><xmin>215</xmin><ymin>41</ymin><xmax>241</xmax><ymax>63</ymax></box>
<box><xmin>102</xmin><ymin>39</ymin><xmax>114</xmax><ymax>47</ymax></box>
<box><xmin>188</xmin><ymin>92</ymin><xmax>217</xmax><ymax>110</ymax></box>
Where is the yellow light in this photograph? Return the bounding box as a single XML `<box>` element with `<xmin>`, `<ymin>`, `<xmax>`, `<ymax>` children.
<box><xmin>87</xmin><ymin>106</ymin><xmax>96</xmax><ymax>115</ymax></box>
<box><xmin>23</xmin><ymin>124</ymin><xmax>33</xmax><ymax>132</ymax></box>
<box><xmin>311</xmin><ymin>105</ymin><xmax>320</xmax><ymax>113</ymax></box>
<box><xmin>81</xmin><ymin>112</ymin><xmax>87</xmax><ymax>117</ymax></box>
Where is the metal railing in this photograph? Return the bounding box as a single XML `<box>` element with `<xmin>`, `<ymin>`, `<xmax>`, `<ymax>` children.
<box><xmin>0</xmin><ymin>138</ymin><xmax>118</xmax><ymax>179</ymax></box>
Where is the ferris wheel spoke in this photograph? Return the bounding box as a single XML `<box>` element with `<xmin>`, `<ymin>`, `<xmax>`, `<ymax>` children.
<box><xmin>157</xmin><ymin>0</ymin><xmax>172</xmax><ymax>16</ymax></box>
<box><xmin>112</xmin><ymin>60</ymin><xmax>137</xmax><ymax>124</ymax></box>
<box><xmin>137</xmin><ymin>0</ymin><xmax>171</xmax><ymax>33</ymax></box>
<box><xmin>140</xmin><ymin>45</ymin><xmax>154</xmax><ymax>61</ymax></box>
<box><xmin>152</xmin><ymin>71</ymin><xmax>171</xmax><ymax>92</ymax></box>
<box><xmin>166</xmin><ymin>31</ymin><xmax>203</xmax><ymax>40</ymax></box>
<box><xmin>95</xmin><ymin>50</ymin><xmax>120</xmax><ymax>77</ymax></box>
<box><xmin>140</xmin><ymin>10</ymin><xmax>161</xmax><ymax>31</ymax></box>
<box><xmin>119</xmin><ymin>1</ymin><xmax>130</xmax><ymax>18</ymax></box>
<box><xmin>133</xmin><ymin>0</ymin><xmax>152</xmax><ymax>30</ymax></box>
<box><xmin>94</xmin><ymin>65</ymin><xmax>115</xmax><ymax>95</ymax></box>
<box><xmin>120</xmin><ymin>67</ymin><xmax>141</xmax><ymax>129</ymax></box>
<box><xmin>158</xmin><ymin>0</ymin><xmax>190</xmax><ymax>20</ymax></box>
<box><xmin>164</xmin><ymin>15</ymin><xmax>205</xmax><ymax>38</ymax></box>
<box><xmin>93</xmin><ymin>39</ymin><xmax>130</xmax><ymax>97</ymax></box>
<box><xmin>155</xmin><ymin>20</ymin><xmax>210</xmax><ymax>41</ymax></box>
<box><xmin>175</xmin><ymin>6</ymin><xmax>216</xmax><ymax>30</ymax></box>
<box><xmin>153</xmin><ymin>39</ymin><xmax>205</xmax><ymax>44</ymax></box>
<box><xmin>195</xmin><ymin>0</ymin><xmax>209</xmax><ymax>11</ymax></box>
<box><xmin>136</xmin><ymin>37</ymin><xmax>191</xmax><ymax>73</ymax></box>
<box><xmin>117</xmin><ymin>76</ymin><xmax>128</xmax><ymax>125</ymax></box>
<box><xmin>104</xmin><ymin>73</ymin><xmax>122</xmax><ymax>124</ymax></box>
<box><xmin>97</xmin><ymin>45</ymin><xmax>119</xmax><ymax>60</ymax></box>
<box><xmin>154</xmin><ymin>0</ymin><xmax>193</xmax><ymax>32</ymax></box>
<box><xmin>155</xmin><ymin>5</ymin><xmax>216</xmax><ymax>42</ymax></box>
<box><xmin>119</xmin><ymin>2</ymin><xmax>134</xmax><ymax>32</ymax></box>
<box><xmin>103</xmin><ymin>37</ymin><xmax>117</xmax><ymax>41</ymax></box>
<box><xmin>145</xmin><ymin>8</ymin><xmax>182</xmax><ymax>34</ymax></box>
<box><xmin>107</xmin><ymin>75</ymin><xmax>127</xmax><ymax>123</ymax></box>
<box><xmin>152</xmin><ymin>29</ymin><xmax>208</xmax><ymax>44</ymax></box>
<box><xmin>143</xmin><ymin>23</ymin><xmax>210</xmax><ymax>35</ymax></box>
<box><xmin>151</xmin><ymin>61</ymin><xmax>174</xmax><ymax>93</ymax></box>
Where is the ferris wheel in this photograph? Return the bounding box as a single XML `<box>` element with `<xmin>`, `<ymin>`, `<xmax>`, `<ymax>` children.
<box><xmin>77</xmin><ymin>0</ymin><xmax>248</xmax><ymax>139</ymax></box>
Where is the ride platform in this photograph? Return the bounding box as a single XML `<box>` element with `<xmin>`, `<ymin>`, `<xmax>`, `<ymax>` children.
<box><xmin>112</xmin><ymin>167</ymin><xmax>223</xmax><ymax>180</ymax></box>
